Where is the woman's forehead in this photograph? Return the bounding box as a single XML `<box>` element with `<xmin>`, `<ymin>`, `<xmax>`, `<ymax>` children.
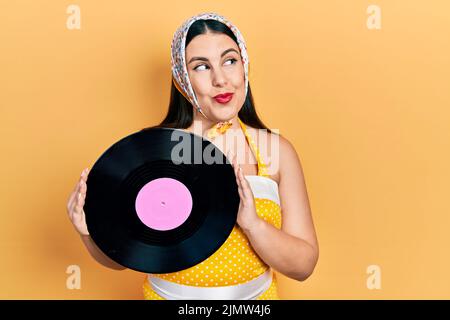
<box><xmin>186</xmin><ymin>33</ymin><xmax>239</xmax><ymax>56</ymax></box>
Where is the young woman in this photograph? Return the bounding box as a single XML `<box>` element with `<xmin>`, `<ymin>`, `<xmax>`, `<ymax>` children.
<box><xmin>66</xmin><ymin>12</ymin><xmax>319</xmax><ymax>300</ymax></box>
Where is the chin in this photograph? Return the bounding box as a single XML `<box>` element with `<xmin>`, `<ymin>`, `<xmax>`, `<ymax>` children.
<box><xmin>210</xmin><ymin>107</ymin><xmax>238</xmax><ymax>122</ymax></box>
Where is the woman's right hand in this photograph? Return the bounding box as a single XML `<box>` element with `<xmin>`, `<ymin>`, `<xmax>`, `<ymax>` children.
<box><xmin>67</xmin><ymin>167</ymin><xmax>90</xmax><ymax>236</ymax></box>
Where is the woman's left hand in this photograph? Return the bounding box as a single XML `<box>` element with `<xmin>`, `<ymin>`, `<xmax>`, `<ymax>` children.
<box><xmin>228</xmin><ymin>151</ymin><xmax>261</xmax><ymax>231</ymax></box>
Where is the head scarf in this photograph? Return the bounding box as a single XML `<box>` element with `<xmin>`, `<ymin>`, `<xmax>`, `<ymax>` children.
<box><xmin>171</xmin><ymin>12</ymin><xmax>249</xmax><ymax>139</ymax></box>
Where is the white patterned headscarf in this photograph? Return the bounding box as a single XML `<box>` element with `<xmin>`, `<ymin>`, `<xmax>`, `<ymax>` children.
<box><xmin>171</xmin><ymin>12</ymin><xmax>249</xmax><ymax>138</ymax></box>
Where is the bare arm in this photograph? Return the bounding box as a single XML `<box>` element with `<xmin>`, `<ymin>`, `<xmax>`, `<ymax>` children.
<box><xmin>242</xmin><ymin>218</ymin><xmax>318</xmax><ymax>281</ymax></box>
<box><xmin>239</xmin><ymin>136</ymin><xmax>319</xmax><ymax>281</ymax></box>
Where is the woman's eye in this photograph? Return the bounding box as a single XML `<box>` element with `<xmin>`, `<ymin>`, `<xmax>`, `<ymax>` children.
<box><xmin>224</xmin><ymin>58</ymin><xmax>237</xmax><ymax>66</ymax></box>
<box><xmin>194</xmin><ymin>64</ymin><xmax>208</xmax><ymax>71</ymax></box>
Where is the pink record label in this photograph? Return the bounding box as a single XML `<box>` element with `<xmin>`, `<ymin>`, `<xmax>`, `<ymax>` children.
<box><xmin>135</xmin><ymin>178</ymin><xmax>193</xmax><ymax>231</ymax></box>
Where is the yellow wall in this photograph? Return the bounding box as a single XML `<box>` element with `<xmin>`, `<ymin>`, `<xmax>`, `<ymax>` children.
<box><xmin>1</xmin><ymin>0</ymin><xmax>449</xmax><ymax>299</ymax></box>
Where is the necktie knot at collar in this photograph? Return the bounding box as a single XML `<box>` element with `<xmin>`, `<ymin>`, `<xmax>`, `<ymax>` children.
<box><xmin>170</xmin><ymin>12</ymin><xmax>250</xmax><ymax>139</ymax></box>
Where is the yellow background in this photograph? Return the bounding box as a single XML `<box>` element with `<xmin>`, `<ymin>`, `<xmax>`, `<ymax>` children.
<box><xmin>1</xmin><ymin>0</ymin><xmax>449</xmax><ymax>299</ymax></box>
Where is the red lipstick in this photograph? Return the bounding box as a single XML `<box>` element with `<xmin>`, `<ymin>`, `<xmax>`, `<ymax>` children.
<box><xmin>213</xmin><ymin>92</ymin><xmax>233</xmax><ymax>104</ymax></box>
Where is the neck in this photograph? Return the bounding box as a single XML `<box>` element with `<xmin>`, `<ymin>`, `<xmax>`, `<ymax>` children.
<box><xmin>186</xmin><ymin>109</ymin><xmax>240</xmax><ymax>139</ymax></box>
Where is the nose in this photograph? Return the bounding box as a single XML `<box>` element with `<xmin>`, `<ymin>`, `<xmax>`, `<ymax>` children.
<box><xmin>211</xmin><ymin>67</ymin><xmax>228</xmax><ymax>87</ymax></box>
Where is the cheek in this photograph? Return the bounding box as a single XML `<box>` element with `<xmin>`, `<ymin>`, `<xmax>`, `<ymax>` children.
<box><xmin>230</xmin><ymin>64</ymin><xmax>245</xmax><ymax>88</ymax></box>
<box><xmin>230</xmin><ymin>70</ymin><xmax>245</xmax><ymax>96</ymax></box>
<box><xmin>230</xmin><ymin>71</ymin><xmax>243</xmax><ymax>84</ymax></box>
<box><xmin>189</xmin><ymin>73</ymin><xmax>211</xmax><ymax>97</ymax></box>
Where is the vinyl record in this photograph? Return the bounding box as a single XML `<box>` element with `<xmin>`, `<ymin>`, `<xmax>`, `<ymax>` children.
<box><xmin>83</xmin><ymin>127</ymin><xmax>240</xmax><ymax>274</ymax></box>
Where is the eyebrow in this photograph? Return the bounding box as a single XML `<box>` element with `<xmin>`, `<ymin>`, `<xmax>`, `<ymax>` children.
<box><xmin>187</xmin><ymin>48</ymin><xmax>239</xmax><ymax>65</ymax></box>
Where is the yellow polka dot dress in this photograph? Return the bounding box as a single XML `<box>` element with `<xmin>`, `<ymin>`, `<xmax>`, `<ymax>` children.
<box><xmin>143</xmin><ymin>118</ymin><xmax>282</xmax><ymax>300</ymax></box>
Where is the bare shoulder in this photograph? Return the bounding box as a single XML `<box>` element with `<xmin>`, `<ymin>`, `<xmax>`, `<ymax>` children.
<box><xmin>277</xmin><ymin>134</ymin><xmax>305</xmax><ymax>180</ymax></box>
<box><xmin>257</xmin><ymin>129</ymin><xmax>304</xmax><ymax>184</ymax></box>
<box><xmin>278</xmin><ymin>134</ymin><xmax>301</xmax><ymax>162</ymax></box>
